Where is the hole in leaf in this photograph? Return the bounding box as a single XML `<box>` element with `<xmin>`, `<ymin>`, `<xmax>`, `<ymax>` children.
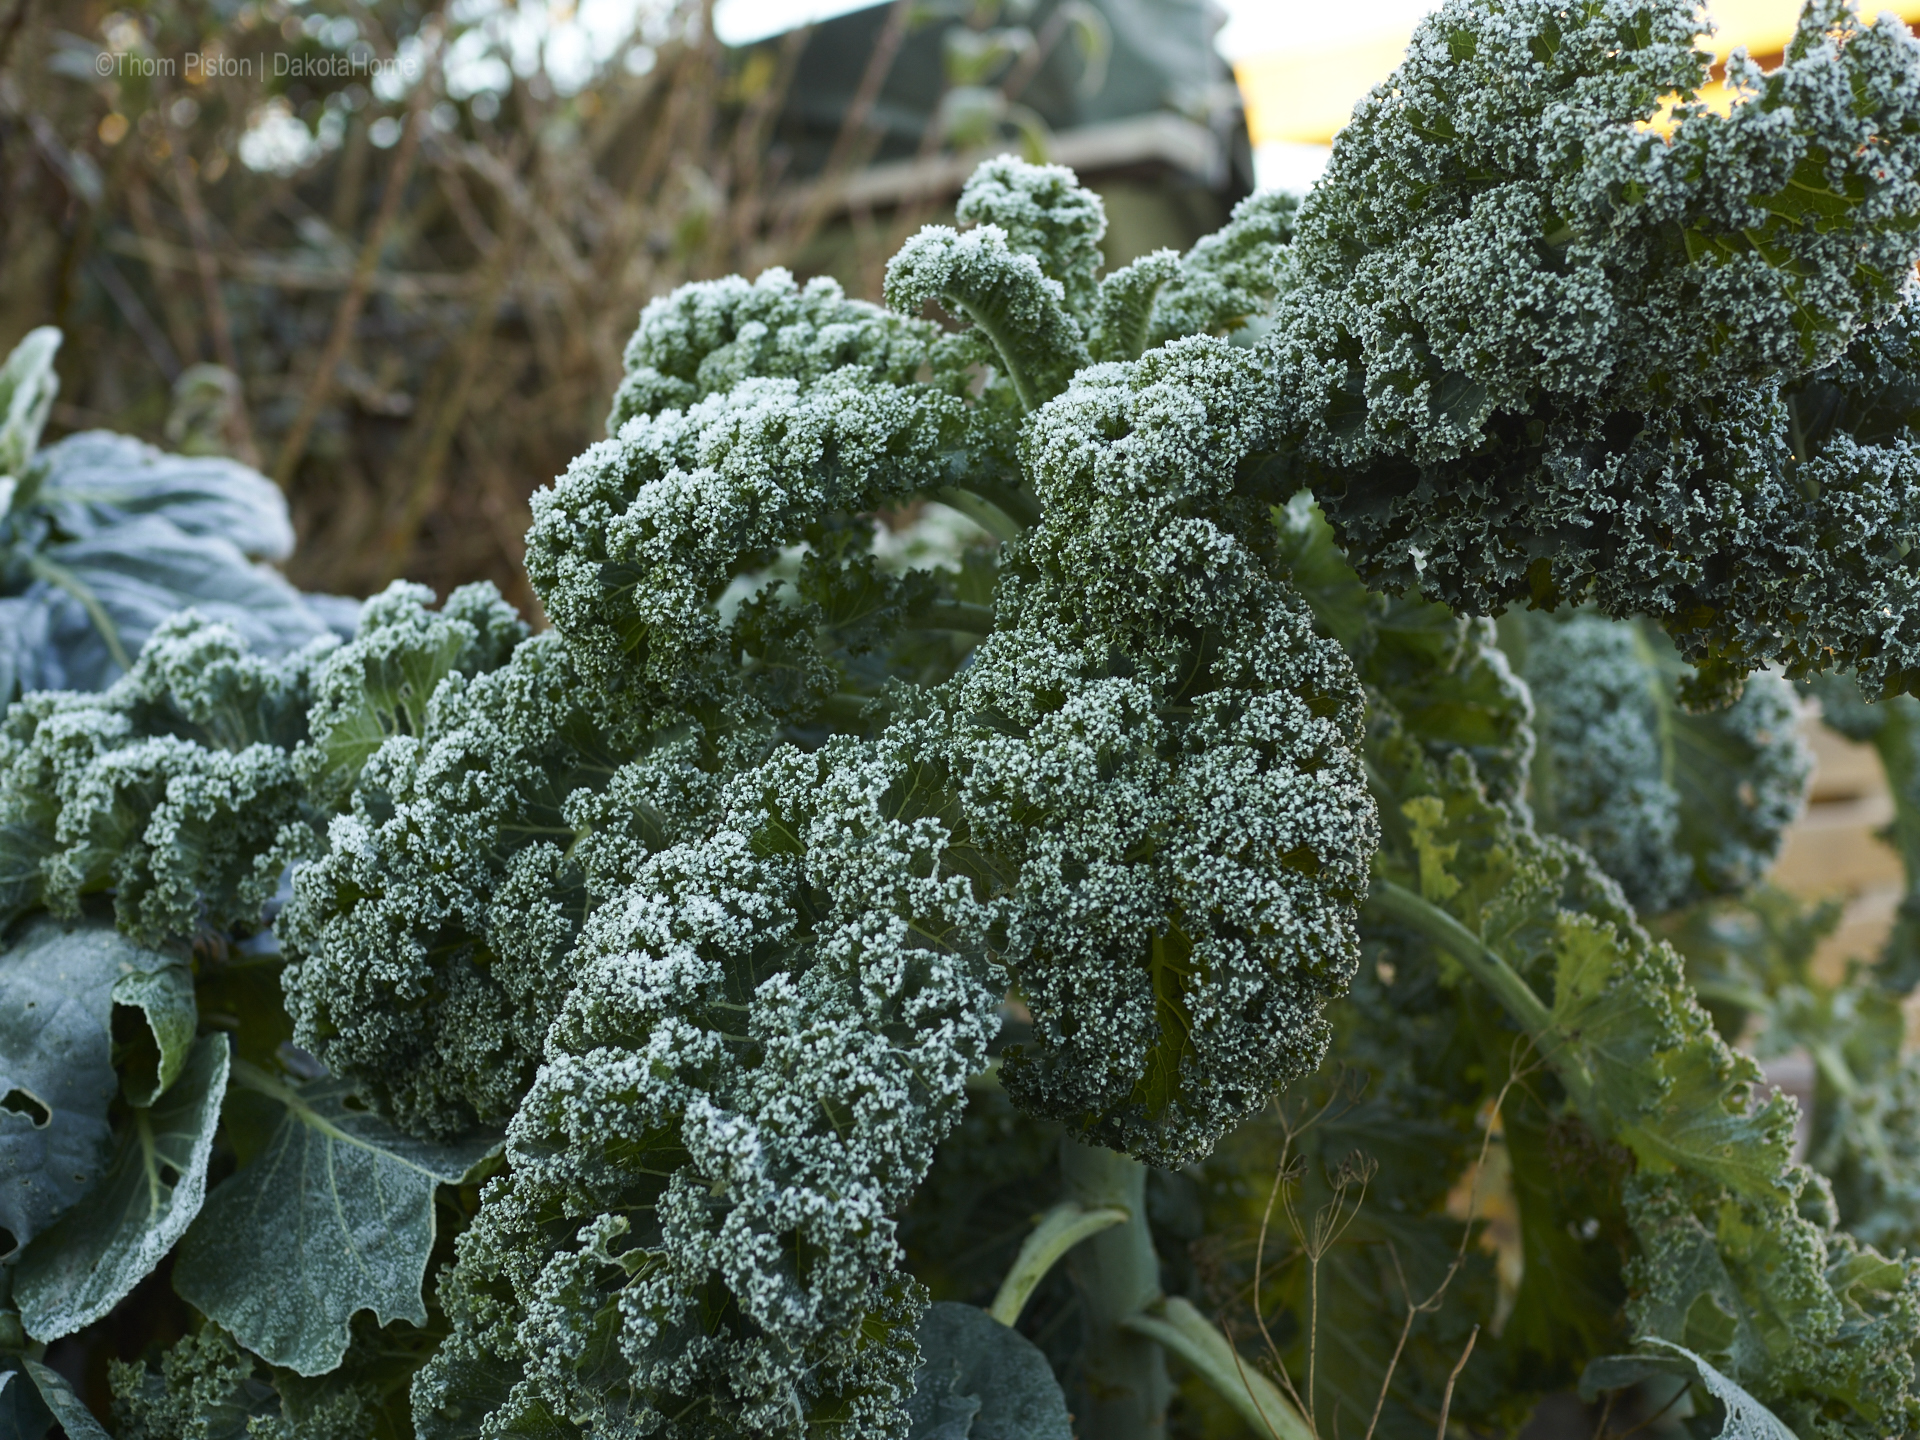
<box><xmin>0</xmin><ymin>1226</ymin><xmax>16</xmax><ymax>1258</ymax></box>
<box><xmin>341</xmin><ymin>1094</ymin><xmax>369</xmax><ymax>1112</ymax></box>
<box><xmin>1</xmin><ymin>1088</ymin><xmax>51</xmax><ymax>1127</ymax></box>
<box><xmin>113</xmin><ymin>1001</ymin><xmax>162</xmax><ymax>1105</ymax></box>
<box><xmin>158</xmin><ymin>1161</ymin><xmax>181</xmax><ymax>1188</ymax></box>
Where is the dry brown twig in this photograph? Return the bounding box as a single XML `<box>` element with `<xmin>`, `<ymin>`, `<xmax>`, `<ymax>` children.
<box><xmin>161</xmin><ymin>90</ymin><xmax>262</xmax><ymax>466</ymax></box>
<box><xmin>1249</xmin><ymin>1078</ymin><xmax>1363</xmax><ymax>1439</ymax></box>
<box><xmin>770</xmin><ymin>0</ymin><xmax>912</xmax><ymax>259</ymax></box>
<box><xmin>1358</xmin><ymin>1038</ymin><xmax>1543</xmax><ymax>1440</ymax></box>
<box><xmin>1</xmin><ymin>0</ymin><xmax>1061</xmax><ymax>601</ymax></box>
<box><xmin>1242</xmin><ymin>1039</ymin><xmax>1542</xmax><ymax>1440</ymax></box>
<box><xmin>272</xmin><ymin>19</ymin><xmax>441</xmax><ymax>488</ymax></box>
<box><xmin>1435</xmin><ymin>1325</ymin><xmax>1479</xmax><ymax>1440</ymax></box>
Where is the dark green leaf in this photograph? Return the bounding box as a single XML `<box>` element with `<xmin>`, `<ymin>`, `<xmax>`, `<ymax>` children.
<box><xmin>0</xmin><ymin>1366</ymin><xmax>54</xmax><ymax>1440</ymax></box>
<box><xmin>19</xmin><ymin>1360</ymin><xmax>108</xmax><ymax>1440</ymax></box>
<box><xmin>0</xmin><ymin>916</ymin><xmax>178</xmax><ymax>1254</ymax></box>
<box><xmin>907</xmin><ymin>1303</ymin><xmax>1072</xmax><ymax>1440</ymax></box>
<box><xmin>111</xmin><ymin>961</ymin><xmax>196</xmax><ymax>1107</ymax></box>
<box><xmin>174</xmin><ymin>1064</ymin><xmax>501</xmax><ymax>1376</ymax></box>
<box><xmin>14</xmin><ymin>1033</ymin><xmax>229</xmax><ymax>1339</ymax></box>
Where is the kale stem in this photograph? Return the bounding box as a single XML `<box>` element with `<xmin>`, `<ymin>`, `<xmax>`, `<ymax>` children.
<box><xmin>1121</xmin><ymin>1298</ymin><xmax>1314</xmax><ymax>1440</ymax></box>
<box><xmin>933</xmin><ymin>480</ymin><xmax>1039</xmax><ymax>539</ymax></box>
<box><xmin>1058</xmin><ymin>1140</ymin><xmax>1170</xmax><ymax>1440</ymax></box>
<box><xmin>986</xmin><ymin>1200</ymin><xmax>1128</xmax><ymax>1327</ymax></box>
<box><xmin>1367</xmin><ymin>881</ymin><xmax>1552</xmax><ymax>1036</ymax></box>
<box><xmin>1367</xmin><ymin>880</ymin><xmax>1595</xmax><ymax>1112</ymax></box>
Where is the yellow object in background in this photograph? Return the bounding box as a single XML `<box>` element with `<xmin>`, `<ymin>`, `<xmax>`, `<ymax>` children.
<box><xmin>1234</xmin><ymin>0</ymin><xmax>1920</xmax><ymax>148</ymax></box>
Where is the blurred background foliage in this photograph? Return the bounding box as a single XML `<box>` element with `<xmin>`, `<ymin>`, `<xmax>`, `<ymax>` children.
<box><xmin>0</xmin><ymin>0</ymin><xmax>1249</xmax><ymax>607</ymax></box>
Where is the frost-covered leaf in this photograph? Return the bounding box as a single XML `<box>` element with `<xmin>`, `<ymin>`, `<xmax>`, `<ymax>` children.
<box><xmin>297</xmin><ymin>580</ymin><xmax>525</xmax><ymax>808</ymax></box>
<box><xmin>0</xmin><ymin>1364</ymin><xmax>55</xmax><ymax>1440</ymax></box>
<box><xmin>1514</xmin><ymin>611</ymin><xmax>1810</xmax><ymax>914</ymax></box>
<box><xmin>173</xmin><ymin>1064</ymin><xmax>500</xmax><ymax>1376</ymax></box>
<box><xmin>30</xmin><ymin>431</ymin><xmax>294</xmax><ymax>561</ymax></box>
<box><xmin>1294</xmin><ymin>0</ymin><xmax>1920</xmax><ymax>701</ymax></box>
<box><xmin>0</xmin><ymin>916</ymin><xmax>179</xmax><ymax>1254</ymax></box>
<box><xmin>0</xmin><ymin>329</ymin><xmax>59</xmax><ymax>486</ymax></box>
<box><xmin>17</xmin><ymin>1360</ymin><xmax>108</xmax><ymax>1440</ymax></box>
<box><xmin>1143</xmin><ymin>189</ymin><xmax>1295</xmax><ymax>350</ymax></box>
<box><xmin>1643</xmin><ymin>1339</ymin><xmax>1798</xmax><ymax>1440</ymax></box>
<box><xmin>111</xmin><ymin>961</ymin><xmax>196</xmax><ymax>1107</ymax></box>
<box><xmin>952</xmin><ymin>157</ymin><xmax>1107</xmax><ymax>317</ymax></box>
<box><xmin>39</xmin><ymin>516</ymin><xmax>334</xmax><ymax>691</ymax></box>
<box><xmin>0</xmin><ymin>596</ymin><xmax>56</xmax><ymax>704</ymax></box>
<box><xmin>906</xmin><ymin>1304</ymin><xmax>1072</xmax><ymax>1440</ymax></box>
<box><xmin>1088</xmin><ymin>250</ymin><xmax>1179</xmax><ymax>363</ymax></box>
<box><xmin>884</xmin><ymin>223</ymin><xmax>1089</xmax><ymax>412</ymax></box>
<box><xmin>14</xmin><ymin>1033</ymin><xmax>229</xmax><ymax>1339</ymax></box>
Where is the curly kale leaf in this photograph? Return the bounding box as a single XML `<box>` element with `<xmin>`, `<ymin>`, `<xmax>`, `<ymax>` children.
<box><xmin>1286</xmin><ymin>0</ymin><xmax>1920</xmax><ymax>455</ymax></box>
<box><xmin>392</xmin><ymin>164</ymin><xmax>1379</xmax><ymax>1436</ymax></box>
<box><xmin>953</xmin><ymin>156</ymin><xmax>1108</xmax><ymax>319</ymax></box>
<box><xmin>298</xmin><ymin>580</ymin><xmax>525</xmax><ymax>810</ymax></box>
<box><xmin>885</xmin><ymin>226</ymin><xmax>1091</xmax><ymax>416</ymax></box>
<box><xmin>1667</xmin><ymin>885</ymin><xmax>1920</xmax><ymax>1263</ymax></box>
<box><xmin>1277</xmin><ymin>0</ymin><xmax>1920</xmax><ymax>702</ymax></box>
<box><xmin>529</xmin><ymin>372</ymin><xmax>975</xmax><ymax>705</ymax></box>
<box><xmin>1367</xmin><ymin>725</ymin><xmax>1920</xmax><ymax>1440</ymax></box>
<box><xmin>605</xmin><ymin>267</ymin><xmax>972</xmax><ymax>436</ymax></box>
<box><xmin>1514</xmin><ymin>609</ymin><xmax>1811</xmax><ymax>912</ymax></box>
<box><xmin>412</xmin><ymin>739</ymin><xmax>1004</xmax><ymax>1439</ymax></box>
<box><xmin>985</xmin><ymin>342</ymin><xmax>1376</xmax><ymax>1163</ymax></box>
<box><xmin>1143</xmin><ymin>188</ymin><xmax>1297</xmax><ymax>352</ymax></box>
<box><xmin>110</xmin><ymin>1321</ymin><xmax>420</xmax><ymax>1440</ymax></box>
<box><xmin>283</xmin><ymin>622</ymin><xmax>669</xmax><ymax>1141</ymax></box>
<box><xmin>0</xmin><ymin>615</ymin><xmax>328</xmax><ymax>945</ymax></box>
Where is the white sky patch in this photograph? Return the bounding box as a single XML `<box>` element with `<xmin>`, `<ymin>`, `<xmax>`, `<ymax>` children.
<box><xmin>713</xmin><ymin>0</ymin><xmax>882</xmax><ymax>47</ymax></box>
<box><xmin>442</xmin><ymin>0</ymin><xmax>671</xmax><ymax>96</ymax></box>
<box><xmin>1213</xmin><ymin>1</ymin><xmax>1442</xmax><ymax>61</ymax></box>
<box><xmin>710</xmin><ymin>0</ymin><xmax>1448</xmax><ymax>57</ymax></box>
<box><xmin>1252</xmin><ymin>140</ymin><xmax>1331</xmax><ymax>196</ymax></box>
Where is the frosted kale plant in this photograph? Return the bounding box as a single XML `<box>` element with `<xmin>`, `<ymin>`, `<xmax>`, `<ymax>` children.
<box><xmin>7</xmin><ymin>3</ymin><xmax>1920</xmax><ymax>1439</ymax></box>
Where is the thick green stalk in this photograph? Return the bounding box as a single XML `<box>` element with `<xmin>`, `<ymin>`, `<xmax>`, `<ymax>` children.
<box><xmin>1367</xmin><ymin>882</ymin><xmax>1552</xmax><ymax>1037</ymax></box>
<box><xmin>1367</xmin><ymin>880</ymin><xmax>1595</xmax><ymax>1111</ymax></box>
<box><xmin>1059</xmin><ymin>1139</ymin><xmax>1171</xmax><ymax>1440</ymax></box>
<box><xmin>988</xmin><ymin>1200</ymin><xmax>1128</xmax><ymax>1326</ymax></box>
<box><xmin>1121</xmin><ymin>1298</ymin><xmax>1313</xmax><ymax>1440</ymax></box>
